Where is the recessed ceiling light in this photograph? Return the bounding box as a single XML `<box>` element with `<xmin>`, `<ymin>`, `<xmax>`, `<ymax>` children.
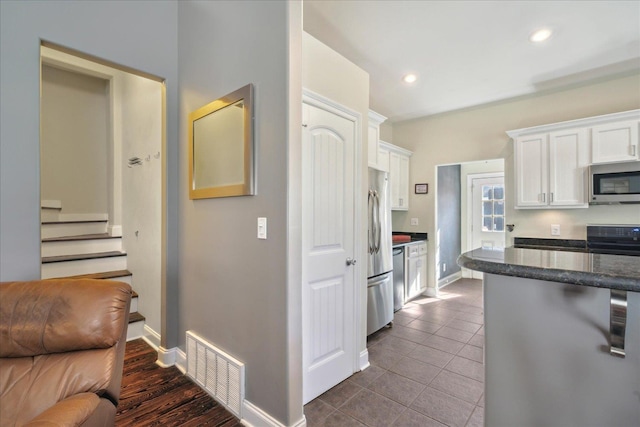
<box><xmin>403</xmin><ymin>74</ymin><xmax>417</xmax><ymax>84</ymax></box>
<box><xmin>530</xmin><ymin>28</ymin><xmax>552</xmax><ymax>43</ymax></box>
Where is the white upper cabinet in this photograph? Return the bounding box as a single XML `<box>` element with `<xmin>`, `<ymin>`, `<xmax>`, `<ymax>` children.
<box><xmin>514</xmin><ymin>133</ymin><xmax>548</xmax><ymax>208</ymax></box>
<box><xmin>379</xmin><ymin>141</ymin><xmax>412</xmax><ymax>210</ymax></box>
<box><xmin>507</xmin><ymin>111</ymin><xmax>640</xmax><ymax>209</ymax></box>
<box><xmin>548</xmin><ymin>128</ymin><xmax>589</xmax><ymax>206</ymax></box>
<box><xmin>368</xmin><ymin>110</ymin><xmax>387</xmax><ymax>169</ymax></box>
<box><xmin>513</xmin><ymin>129</ymin><xmax>589</xmax><ymax>209</ymax></box>
<box><xmin>507</xmin><ymin>110</ymin><xmax>640</xmax><ymax>209</ymax></box>
<box><xmin>591</xmin><ymin>120</ymin><xmax>639</xmax><ymax>164</ymax></box>
<box><xmin>377</xmin><ymin>146</ymin><xmax>390</xmax><ymax>172</ymax></box>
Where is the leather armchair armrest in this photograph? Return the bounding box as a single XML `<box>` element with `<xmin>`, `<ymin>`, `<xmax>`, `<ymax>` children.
<box><xmin>23</xmin><ymin>393</ymin><xmax>100</xmax><ymax>427</ymax></box>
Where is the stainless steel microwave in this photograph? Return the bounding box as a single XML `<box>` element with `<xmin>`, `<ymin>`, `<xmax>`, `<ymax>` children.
<box><xmin>589</xmin><ymin>161</ymin><xmax>640</xmax><ymax>204</ymax></box>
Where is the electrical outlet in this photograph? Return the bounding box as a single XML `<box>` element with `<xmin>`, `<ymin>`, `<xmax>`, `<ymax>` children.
<box><xmin>551</xmin><ymin>224</ymin><xmax>560</xmax><ymax>236</ymax></box>
<box><xmin>411</xmin><ymin>218</ymin><xmax>419</xmax><ymax>226</ymax></box>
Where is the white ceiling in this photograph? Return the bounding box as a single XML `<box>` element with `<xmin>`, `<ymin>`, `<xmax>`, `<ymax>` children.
<box><xmin>303</xmin><ymin>0</ymin><xmax>640</xmax><ymax>122</ymax></box>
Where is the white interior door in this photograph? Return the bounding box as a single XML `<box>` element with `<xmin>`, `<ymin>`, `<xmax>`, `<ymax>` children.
<box><xmin>471</xmin><ymin>175</ymin><xmax>505</xmax><ymax>279</ymax></box>
<box><xmin>302</xmin><ymin>100</ymin><xmax>357</xmax><ymax>404</ymax></box>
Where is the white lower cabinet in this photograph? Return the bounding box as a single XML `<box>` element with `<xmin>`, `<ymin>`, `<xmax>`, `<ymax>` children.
<box><xmin>405</xmin><ymin>242</ymin><xmax>427</xmax><ymax>301</ymax></box>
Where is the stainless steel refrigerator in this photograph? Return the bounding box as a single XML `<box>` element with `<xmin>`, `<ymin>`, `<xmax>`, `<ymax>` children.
<box><xmin>367</xmin><ymin>168</ymin><xmax>393</xmax><ymax>335</ymax></box>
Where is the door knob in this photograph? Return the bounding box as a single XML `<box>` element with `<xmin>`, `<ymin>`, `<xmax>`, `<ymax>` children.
<box><xmin>346</xmin><ymin>258</ymin><xmax>357</xmax><ymax>266</ymax></box>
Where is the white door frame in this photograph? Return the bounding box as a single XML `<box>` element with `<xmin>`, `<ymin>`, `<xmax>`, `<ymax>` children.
<box><xmin>41</xmin><ymin>47</ymin><xmax>123</xmax><ymax>236</ymax></box>
<box><xmin>301</xmin><ymin>88</ymin><xmax>364</xmax><ymax>383</ymax></box>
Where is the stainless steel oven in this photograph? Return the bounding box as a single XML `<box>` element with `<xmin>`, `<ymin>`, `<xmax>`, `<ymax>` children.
<box><xmin>589</xmin><ymin>161</ymin><xmax>640</xmax><ymax>204</ymax></box>
<box><xmin>587</xmin><ymin>225</ymin><xmax>640</xmax><ymax>256</ymax></box>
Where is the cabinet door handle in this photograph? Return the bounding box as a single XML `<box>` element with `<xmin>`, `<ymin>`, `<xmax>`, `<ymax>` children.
<box><xmin>632</xmin><ymin>145</ymin><xmax>637</xmax><ymax>157</ymax></box>
<box><xmin>541</xmin><ymin>193</ymin><xmax>546</xmax><ymax>203</ymax></box>
<box><xmin>550</xmin><ymin>192</ymin><xmax>554</xmax><ymax>202</ymax></box>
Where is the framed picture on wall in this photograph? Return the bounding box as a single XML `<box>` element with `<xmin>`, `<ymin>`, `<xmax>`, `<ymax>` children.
<box><xmin>415</xmin><ymin>183</ymin><xmax>428</xmax><ymax>194</ymax></box>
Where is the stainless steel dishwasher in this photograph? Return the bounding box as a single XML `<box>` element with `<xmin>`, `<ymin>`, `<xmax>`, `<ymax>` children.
<box><xmin>392</xmin><ymin>246</ymin><xmax>405</xmax><ymax>311</ymax></box>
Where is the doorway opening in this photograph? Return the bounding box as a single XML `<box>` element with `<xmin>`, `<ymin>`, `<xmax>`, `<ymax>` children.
<box><xmin>435</xmin><ymin>159</ymin><xmax>504</xmax><ymax>289</ymax></box>
<box><xmin>39</xmin><ymin>43</ymin><xmax>166</xmax><ymax>347</ymax></box>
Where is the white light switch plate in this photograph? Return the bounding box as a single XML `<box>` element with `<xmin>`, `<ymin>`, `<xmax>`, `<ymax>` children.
<box><xmin>258</xmin><ymin>217</ymin><xmax>267</xmax><ymax>239</ymax></box>
<box><xmin>411</xmin><ymin>218</ymin><xmax>419</xmax><ymax>226</ymax></box>
<box><xmin>551</xmin><ymin>224</ymin><xmax>560</xmax><ymax>236</ymax></box>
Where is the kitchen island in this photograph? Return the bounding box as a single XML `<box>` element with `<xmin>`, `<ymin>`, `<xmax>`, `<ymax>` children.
<box><xmin>458</xmin><ymin>247</ymin><xmax>640</xmax><ymax>427</ymax></box>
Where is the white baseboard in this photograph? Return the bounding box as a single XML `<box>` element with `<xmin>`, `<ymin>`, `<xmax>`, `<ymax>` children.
<box><xmin>424</xmin><ymin>287</ymin><xmax>437</xmax><ymax>297</ymax></box>
<box><xmin>438</xmin><ymin>271</ymin><xmax>463</xmax><ymax>289</ymax></box>
<box><xmin>359</xmin><ymin>349</ymin><xmax>370</xmax><ymax>371</ymax></box>
<box><xmin>156</xmin><ymin>346</ymin><xmax>178</xmax><ymax>368</ymax></box>
<box><xmin>162</xmin><ymin>345</ymin><xmax>304</xmax><ymax>427</ymax></box>
<box><xmin>139</xmin><ymin>325</ymin><xmax>178</xmax><ymax>369</ymax></box>
<box><xmin>108</xmin><ymin>225</ymin><xmax>123</xmax><ymax>237</ymax></box>
<box><xmin>175</xmin><ymin>347</ymin><xmax>187</xmax><ymax>374</ymax></box>
<box><xmin>41</xmin><ymin>200</ymin><xmax>62</xmax><ymax>209</ymax></box>
<box><xmin>143</xmin><ymin>324</ymin><xmax>161</xmax><ymax>348</ymax></box>
<box><xmin>242</xmin><ymin>400</ymin><xmax>306</xmax><ymax>427</ymax></box>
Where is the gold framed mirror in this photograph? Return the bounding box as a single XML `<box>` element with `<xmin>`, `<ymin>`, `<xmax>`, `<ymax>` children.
<box><xmin>188</xmin><ymin>84</ymin><xmax>254</xmax><ymax>199</ymax></box>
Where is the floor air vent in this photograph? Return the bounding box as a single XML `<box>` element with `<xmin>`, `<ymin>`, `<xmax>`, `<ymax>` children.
<box><xmin>186</xmin><ymin>330</ymin><xmax>245</xmax><ymax>418</ymax></box>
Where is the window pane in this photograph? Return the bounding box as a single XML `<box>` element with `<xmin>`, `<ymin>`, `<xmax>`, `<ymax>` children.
<box><xmin>493</xmin><ymin>185</ymin><xmax>504</xmax><ymax>200</ymax></box>
<box><xmin>494</xmin><ymin>216</ymin><xmax>504</xmax><ymax>231</ymax></box>
<box><xmin>483</xmin><ymin>201</ymin><xmax>493</xmax><ymax>215</ymax></box>
<box><xmin>483</xmin><ymin>216</ymin><xmax>492</xmax><ymax>231</ymax></box>
<box><xmin>482</xmin><ymin>186</ymin><xmax>493</xmax><ymax>200</ymax></box>
<box><xmin>494</xmin><ymin>200</ymin><xmax>504</xmax><ymax>215</ymax></box>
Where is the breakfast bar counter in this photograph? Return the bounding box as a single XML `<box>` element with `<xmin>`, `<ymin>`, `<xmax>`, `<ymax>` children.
<box><xmin>457</xmin><ymin>246</ymin><xmax>640</xmax><ymax>427</ymax></box>
<box><xmin>457</xmin><ymin>246</ymin><xmax>640</xmax><ymax>292</ymax></box>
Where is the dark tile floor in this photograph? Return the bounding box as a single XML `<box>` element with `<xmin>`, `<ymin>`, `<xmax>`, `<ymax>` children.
<box><xmin>305</xmin><ymin>279</ymin><xmax>484</xmax><ymax>427</ymax></box>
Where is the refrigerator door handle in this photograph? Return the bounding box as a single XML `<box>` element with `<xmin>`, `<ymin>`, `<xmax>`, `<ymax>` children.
<box><xmin>367</xmin><ymin>190</ymin><xmax>375</xmax><ymax>254</ymax></box>
<box><xmin>367</xmin><ymin>274</ymin><xmax>389</xmax><ymax>288</ymax></box>
<box><xmin>374</xmin><ymin>190</ymin><xmax>382</xmax><ymax>253</ymax></box>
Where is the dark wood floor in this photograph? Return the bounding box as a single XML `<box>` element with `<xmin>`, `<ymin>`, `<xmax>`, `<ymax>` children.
<box><xmin>116</xmin><ymin>339</ymin><xmax>243</xmax><ymax>427</ymax></box>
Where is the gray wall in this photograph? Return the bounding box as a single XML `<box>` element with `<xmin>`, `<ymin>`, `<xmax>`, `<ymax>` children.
<box><xmin>41</xmin><ymin>65</ymin><xmax>109</xmax><ymax>214</ymax></box>
<box><xmin>437</xmin><ymin>164</ymin><xmax>462</xmax><ymax>278</ymax></box>
<box><xmin>177</xmin><ymin>1</ymin><xmax>301</xmax><ymax>425</ymax></box>
<box><xmin>485</xmin><ymin>274</ymin><xmax>640</xmax><ymax>426</ymax></box>
<box><xmin>0</xmin><ymin>0</ymin><xmax>180</xmax><ymax>345</ymax></box>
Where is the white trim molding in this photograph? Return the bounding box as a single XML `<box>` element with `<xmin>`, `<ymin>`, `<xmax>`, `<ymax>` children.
<box><xmin>359</xmin><ymin>349</ymin><xmax>370</xmax><ymax>371</ymax></box>
<box><xmin>143</xmin><ymin>324</ymin><xmax>161</xmax><ymax>349</ymax></box>
<box><xmin>175</xmin><ymin>348</ymin><xmax>187</xmax><ymax>374</ymax></box>
<box><xmin>506</xmin><ymin>109</ymin><xmax>640</xmax><ymax>138</ymax></box>
<box><xmin>242</xmin><ymin>400</ymin><xmax>306</xmax><ymax>427</ymax></box>
<box><xmin>108</xmin><ymin>225</ymin><xmax>123</xmax><ymax>237</ymax></box>
<box><xmin>438</xmin><ymin>271</ymin><xmax>463</xmax><ymax>289</ymax></box>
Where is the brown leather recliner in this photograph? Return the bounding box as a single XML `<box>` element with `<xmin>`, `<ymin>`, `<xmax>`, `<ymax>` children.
<box><xmin>0</xmin><ymin>279</ymin><xmax>132</xmax><ymax>427</ymax></box>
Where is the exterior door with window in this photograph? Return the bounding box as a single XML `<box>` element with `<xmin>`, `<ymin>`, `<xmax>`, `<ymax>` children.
<box><xmin>471</xmin><ymin>176</ymin><xmax>505</xmax><ymax>279</ymax></box>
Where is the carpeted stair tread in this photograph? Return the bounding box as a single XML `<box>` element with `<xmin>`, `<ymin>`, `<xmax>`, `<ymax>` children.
<box><xmin>42</xmin><ymin>251</ymin><xmax>126</xmax><ymax>264</ymax></box>
<box><xmin>129</xmin><ymin>312</ymin><xmax>145</xmax><ymax>324</ymax></box>
<box><xmin>42</xmin><ymin>233</ymin><xmax>121</xmax><ymax>242</ymax></box>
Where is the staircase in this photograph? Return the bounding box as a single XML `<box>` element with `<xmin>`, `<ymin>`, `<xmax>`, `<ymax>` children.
<box><xmin>41</xmin><ymin>202</ymin><xmax>145</xmax><ymax>341</ymax></box>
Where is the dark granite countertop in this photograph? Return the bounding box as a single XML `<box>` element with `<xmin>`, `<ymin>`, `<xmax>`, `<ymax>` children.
<box><xmin>457</xmin><ymin>247</ymin><xmax>640</xmax><ymax>292</ymax></box>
